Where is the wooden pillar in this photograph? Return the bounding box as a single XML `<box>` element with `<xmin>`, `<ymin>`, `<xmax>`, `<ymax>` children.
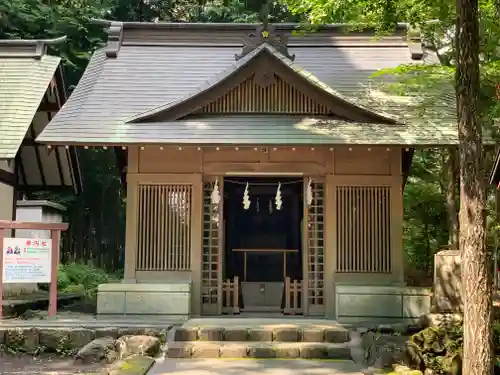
<box><xmin>324</xmin><ymin>174</ymin><xmax>336</xmax><ymax>318</ymax></box>
<box><xmin>124</xmin><ymin>147</ymin><xmax>139</xmax><ymax>281</ymax></box>
<box><xmin>390</xmin><ymin>148</ymin><xmax>404</xmax><ymax>284</ymax></box>
<box><xmin>190</xmin><ymin>174</ymin><xmax>203</xmax><ymax>316</ymax></box>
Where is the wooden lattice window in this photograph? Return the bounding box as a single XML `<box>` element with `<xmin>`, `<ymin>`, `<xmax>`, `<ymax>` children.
<box><xmin>336</xmin><ymin>186</ymin><xmax>391</xmax><ymax>273</ymax></box>
<box><xmin>136</xmin><ymin>184</ymin><xmax>192</xmax><ymax>271</ymax></box>
<box><xmin>306</xmin><ymin>181</ymin><xmax>325</xmax><ymax>312</ymax></box>
<box><xmin>202</xmin><ymin>181</ymin><xmax>221</xmax><ymax>313</ymax></box>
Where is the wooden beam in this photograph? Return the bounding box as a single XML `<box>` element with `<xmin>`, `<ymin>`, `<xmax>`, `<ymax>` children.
<box><xmin>0</xmin><ymin>220</ymin><xmax>68</xmax><ymax>231</ymax></box>
<box><xmin>0</xmin><ymin>169</ymin><xmax>15</xmax><ymax>186</ymax></box>
<box><xmin>29</xmin><ymin>124</ymin><xmax>47</xmax><ymax>187</ymax></box>
<box><xmin>202</xmin><ymin>162</ymin><xmax>326</xmax><ymax>176</ymax></box>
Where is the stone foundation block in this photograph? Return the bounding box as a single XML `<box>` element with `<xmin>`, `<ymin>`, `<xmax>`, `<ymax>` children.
<box><xmin>167</xmin><ymin>343</ymin><xmax>193</xmax><ymax>358</ymax></box>
<box><xmin>248</xmin><ymin>329</ymin><xmax>272</xmax><ymax>342</ymax></box>
<box><xmin>326</xmin><ymin>345</ymin><xmax>351</xmax><ymax>360</ymax></box>
<box><xmin>198</xmin><ymin>328</ymin><xmax>223</xmax><ymax>341</ymax></box>
<box><xmin>220</xmin><ymin>343</ymin><xmax>248</xmax><ymax>358</ymax></box>
<box><xmin>174</xmin><ymin>328</ymin><xmax>197</xmax><ymax>342</ymax></box>
<box><xmin>324</xmin><ymin>328</ymin><xmax>350</xmax><ymax>343</ymax></box>
<box><xmin>68</xmin><ymin>329</ymin><xmax>95</xmax><ymax>349</ymax></box>
<box><xmin>248</xmin><ymin>344</ymin><xmax>276</xmax><ymax>358</ymax></box>
<box><xmin>191</xmin><ymin>343</ymin><xmax>221</xmax><ymax>358</ymax></box>
<box><xmin>95</xmin><ymin>327</ymin><xmax>120</xmax><ymax>339</ymax></box>
<box><xmin>6</xmin><ymin>327</ymin><xmax>39</xmax><ymax>353</ymax></box>
<box><xmin>273</xmin><ymin>328</ymin><xmax>299</xmax><ymax>342</ymax></box>
<box><xmin>224</xmin><ymin>329</ymin><xmax>248</xmax><ymax>341</ymax></box>
<box><xmin>300</xmin><ymin>344</ymin><xmax>327</xmax><ymax>359</ymax></box>
<box><xmin>0</xmin><ymin>328</ymin><xmax>7</xmax><ymax>345</ymax></box>
<box><xmin>274</xmin><ymin>345</ymin><xmax>300</xmax><ymax>358</ymax></box>
<box><xmin>39</xmin><ymin>328</ymin><xmax>71</xmax><ymax>352</ymax></box>
<box><xmin>301</xmin><ymin>328</ymin><xmax>324</xmax><ymax>342</ymax></box>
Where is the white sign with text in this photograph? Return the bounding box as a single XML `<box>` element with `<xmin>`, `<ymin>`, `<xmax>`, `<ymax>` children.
<box><xmin>2</xmin><ymin>238</ymin><xmax>52</xmax><ymax>283</ymax></box>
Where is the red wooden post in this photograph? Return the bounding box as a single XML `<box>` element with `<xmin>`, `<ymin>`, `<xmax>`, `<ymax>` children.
<box><xmin>0</xmin><ymin>221</ymin><xmax>68</xmax><ymax>320</ymax></box>
<box><xmin>48</xmin><ymin>229</ymin><xmax>60</xmax><ymax>317</ymax></box>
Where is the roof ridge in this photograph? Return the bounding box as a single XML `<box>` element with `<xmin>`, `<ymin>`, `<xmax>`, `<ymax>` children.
<box><xmin>92</xmin><ymin>19</ymin><xmax>410</xmax><ymax>31</ymax></box>
<box><xmin>0</xmin><ymin>36</ymin><xmax>66</xmax><ymax>59</ymax></box>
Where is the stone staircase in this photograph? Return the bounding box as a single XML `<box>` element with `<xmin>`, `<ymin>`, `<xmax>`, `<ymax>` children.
<box><xmin>166</xmin><ymin>325</ymin><xmax>354</xmax><ymax>359</ymax></box>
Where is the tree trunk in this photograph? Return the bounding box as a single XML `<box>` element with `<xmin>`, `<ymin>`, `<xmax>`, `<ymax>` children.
<box><xmin>446</xmin><ymin>147</ymin><xmax>459</xmax><ymax>248</ymax></box>
<box><xmin>456</xmin><ymin>0</ymin><xmax>493</xmax><ymax>373</ymax></box>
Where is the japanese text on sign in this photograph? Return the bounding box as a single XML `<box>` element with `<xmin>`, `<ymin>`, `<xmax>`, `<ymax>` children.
<box><xmin>2</xmin><ymin>238</ymin><xmax>52</xmax><ymax>283</ymax></box>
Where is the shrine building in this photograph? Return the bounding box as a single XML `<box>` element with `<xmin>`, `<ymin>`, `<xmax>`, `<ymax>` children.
<box><xmin>37</xmin><ymin>20</ymin><xmax>459</xmax><ymax>322</ymax></box>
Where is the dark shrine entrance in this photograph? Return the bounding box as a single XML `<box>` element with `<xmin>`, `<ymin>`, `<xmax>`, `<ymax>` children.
<box><xmin>224</xmin><ymin>177</ymin><xmax>303</xmax><ymax>313</ymax></box>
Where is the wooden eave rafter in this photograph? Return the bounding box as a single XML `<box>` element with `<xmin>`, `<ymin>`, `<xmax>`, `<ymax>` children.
<box><xmin>16</xmin><ymin>66</ymin><xmax>83</xmax><ymax>194</ymax></box>
<box><xmin>125</xmin><ymin>45</ymin><xmax>399</xmax><ymax>125</ymax></box>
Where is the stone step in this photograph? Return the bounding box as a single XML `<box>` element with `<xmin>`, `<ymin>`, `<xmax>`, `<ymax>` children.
<box><xmin>167</xmin><ymin>341</ymin><xmax>352</xmax><ymax>359</ymax></box>
<box><xmin>174</xmin><ymin>326</ymin><xmax>350</xmax><ymax>343</ymax></box>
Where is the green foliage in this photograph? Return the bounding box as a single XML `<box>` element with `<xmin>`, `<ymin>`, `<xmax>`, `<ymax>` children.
<box><xmin>407</xmin><ymin>322</ymin><xmax>463</xmax><ymax>374</ymax></box>
<box><xmin>59</xmin><ymin>262</ymin><xmax>117</xmax><ymax>295</ymax></box>
<box><xmin>39</xmin><ymin>262</ymin><xmax>117</xmax><ymax>296</ymax></box>
<box><xmin>406</xmin><ymin>321</ymin><xmax>500</xmax><ymax>374</ymax></box>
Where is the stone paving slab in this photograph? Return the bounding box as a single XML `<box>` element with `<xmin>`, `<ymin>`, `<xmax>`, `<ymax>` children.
<box><xmin>148</xmin><ymin>358</ymin><xmax>369</xmax><ymax>375</ymax></box>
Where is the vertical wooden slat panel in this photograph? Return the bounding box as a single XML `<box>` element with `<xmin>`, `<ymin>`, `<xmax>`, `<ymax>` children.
<box><xmin>335</xmin><ymin>186</ymin><xmax>391</xmax><ymax>273</ymax></box>
<box><xmin>136</xmin><ymin>184</ymin><xmax>192</xmax><ymax>271</ymax></box>
<box><xmin>195</xmin><ymin>74</ymin><xmax>331</xmax><ymax>115</ymax></box>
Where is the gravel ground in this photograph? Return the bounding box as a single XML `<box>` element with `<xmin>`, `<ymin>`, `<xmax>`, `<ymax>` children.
<box><xmin>0</xmin><ymin>353</ymin><xmax>103</xmax><ymax>374</ymax></box>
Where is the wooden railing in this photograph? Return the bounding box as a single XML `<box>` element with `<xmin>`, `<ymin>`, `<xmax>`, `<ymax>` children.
<box><xmin>284</xmin><ymin>277</ymin><xmax>303</xmax><ymax>315</ymax></box>
<box><xmin>222</xmin><ymin>276</ymin><xmax>240</xmax><ymax>314</ymax></box>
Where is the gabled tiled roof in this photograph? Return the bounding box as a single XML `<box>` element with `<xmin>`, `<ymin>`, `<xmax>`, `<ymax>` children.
<box><xmin>0</xmin><ymin>38</ymin><xmax>64</xmax><ymax>158</ymax></box>
<box><xmin>37</xmin><ymin>21</ymin><xmax>462</xmax><ymax>146</ymax></box>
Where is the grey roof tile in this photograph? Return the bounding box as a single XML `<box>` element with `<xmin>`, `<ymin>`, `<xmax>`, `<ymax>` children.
<box><xmin>0</xmin><ymin>55</ymin><xmax>61</xmax><ymax>158</ymax></box>
<box><xmin>36</xmin><ymin>115</ymin><xmax>459</xmax><ymax>145</ymax></box>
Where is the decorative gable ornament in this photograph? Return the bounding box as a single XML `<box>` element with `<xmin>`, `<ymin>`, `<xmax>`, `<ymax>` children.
<box><xmin>235</xmin><ymin>1</ymin><xmax>295</xmax><ymax>63</ymax></box>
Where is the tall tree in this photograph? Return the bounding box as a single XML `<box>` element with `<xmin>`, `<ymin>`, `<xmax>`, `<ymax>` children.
<box><xmin>456</xmin><ymin>0</ymin><xmax>492</xmax><ymax>373</ymax></box>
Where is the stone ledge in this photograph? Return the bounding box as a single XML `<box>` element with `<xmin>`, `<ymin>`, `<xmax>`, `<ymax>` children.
<box><xmin>166</xmin><ymin>341</ymin><xmax>352</xmax><ymax>359</ymax></box>
<box><xmin>173</xmin><ymin>326</ymin><xmax>350</xmax><ymax>343</ymax></box>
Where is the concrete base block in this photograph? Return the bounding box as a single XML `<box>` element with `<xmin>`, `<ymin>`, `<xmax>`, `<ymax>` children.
<box><xmin>335</xmin><ymin>284</ymin><xmax>431</xmax><ymax>322</ymax></box>
<box><xmin>301</xmin><ymin>328</ymin><xmax>324</xmax><ymax>342</ymax></box>
<box><xmin>224</xmin><ymin>329</ymin><xmax>248</xmax><ymax>341</ymax></box>
<box><xmin>97</xmin><ymin>282</ymin><xmax>191</xmax><ymax>317</ymax></box>
<box><xmin>191</xmin><ymin>343</ymin><xmax>220</xmax><ymax>358</ymax></box>
<box><xmin>248</xmin><ymin>329</ymin><xmax>272</xmax><ymax>342</ymax></box>
<box><xmin>167</xmin><ymin>343</ymin><xmax>192</xmax><ymax>358</ymax></box>
<box><xmin>273</xmin><ymin>328</ymin><xmax>298</xmax><ymax>342</ymax></box>
<box><xmin>220</xmin><ymin>343</ymin><xmax>248</xmax><ymax>358</ymax></box>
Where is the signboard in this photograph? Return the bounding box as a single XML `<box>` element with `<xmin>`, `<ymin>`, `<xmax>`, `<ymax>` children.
<box><xmin>2</xmin><ymin>238</ymin><xmax>52</xmax><ymax>283</ymax></box>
